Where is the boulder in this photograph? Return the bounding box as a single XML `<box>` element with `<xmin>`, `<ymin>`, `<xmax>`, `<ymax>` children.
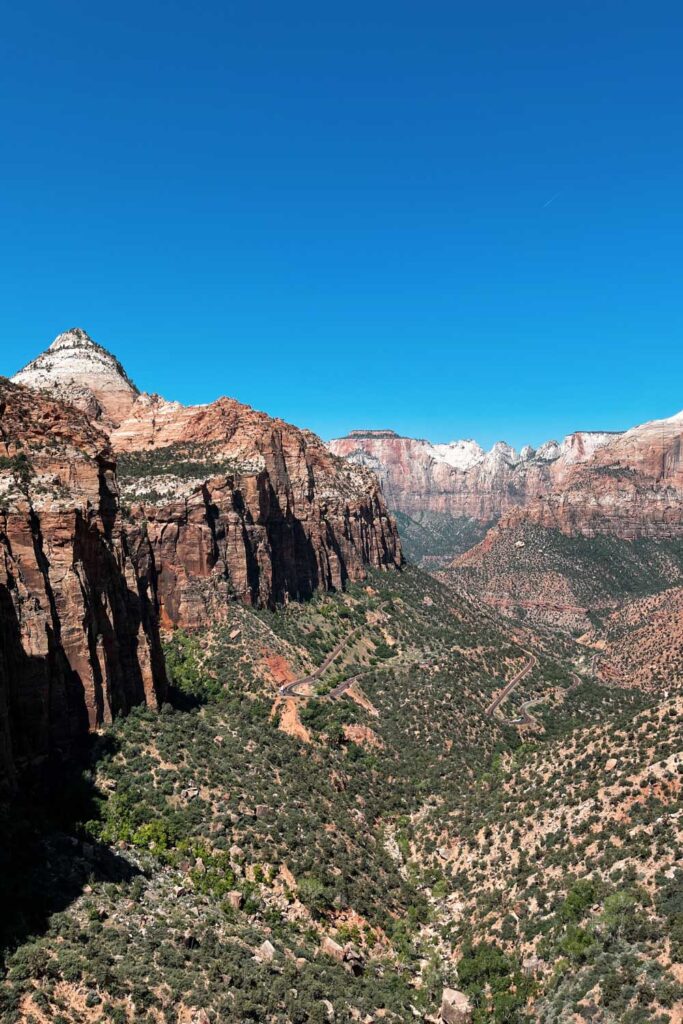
<box><xmin>255</xmin><ymin>939</ymin><xmax>276</xmax><ymax>963</ymax></box>
<box><xmin>225</xmin><ymin>890</ymin><xmax>243</xmax><ymax>911</ymax></box>
<box><xmin>320</xmin><ymin>936</ymin><xmax>345</xmax><ymax>964</ymax></box>
<box><xmin>440</xmin><ymin>988</ymin><xmax>472</xmax><ymax>1024</ymax></box>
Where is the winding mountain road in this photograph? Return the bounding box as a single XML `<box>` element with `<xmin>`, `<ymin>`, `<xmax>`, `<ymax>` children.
<box><xmin>278</xmin><ymin>622</ymin><xmax>585</xmax><ymax>732</ymax></box>
<box><xmin>503</xmin><ymin>671</ymin><xmax>583</xmax><ymax>727</ymax></box>
<box><xmin>278</xmin><ymin>627</ymin><xmax>364</xmax><ymax>698</ymax></box>
<box><xmin>484</xmin><ymin>653</ymin><xmax>537</xmax><ymax>717</ymax></box>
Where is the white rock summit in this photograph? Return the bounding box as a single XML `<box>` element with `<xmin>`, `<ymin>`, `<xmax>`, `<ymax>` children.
<box><xmin>12</xmin><ymin>327</ymin><xmax>139</xmax><ymax>425</ymax></box>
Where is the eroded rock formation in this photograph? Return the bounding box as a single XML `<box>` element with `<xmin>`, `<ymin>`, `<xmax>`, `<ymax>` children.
<box><xmin>0</xmin><ymin>378</ymin><xmax>166</xmax><ymax>784</ymax></box>
<box><xmin>11</xmin><ymin>329</ymin><xmax>402</xmax><ymax>631</ymax></box>
<box><xmin>328</xmin><ymin>428</ymin><xmax>623</xmax><ymax>523</ymax></box>
<box><xmin>331</xmin><ymin>413</ymin><xmax>683</xmax><ymax>542</ymax></box>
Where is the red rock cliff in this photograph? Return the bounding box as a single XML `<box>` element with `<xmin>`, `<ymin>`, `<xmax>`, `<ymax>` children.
<box><xmin>328</xmin><ymin>430</ymin><xmax>622</xmax><ymax>522</ymax></box>
<box><xmin>0</xmin><ymin>379</ymin><xmax>166</xmax><ymax>786</ymax></box>
<box><xmin>11</xmin><ymin>330</ymin><xmax>402</xmax><ymax>631</ymax></box>
<box><xmin>330</xmin><ymin>415</ymin><xmax>683</xmax><ymax>542</ymax></box>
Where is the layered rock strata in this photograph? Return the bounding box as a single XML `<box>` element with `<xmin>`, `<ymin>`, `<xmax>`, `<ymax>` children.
<box><xmin>11</xmin><ymin>330</ymin><xmax>402</xmax><ymax>630</ymax></box>
<box><xmin>0</xmin><ymin>378</ymin><xmax>166</xmax><ymax>784</ymax></box>
<box><xmin>328</xmin><ymin>429</ymin><xmax>622</xmax><ymax>523</ymax></box>
<box><xmin>331</xmin><ymin>413</ymin><xmax>683</xmax><ymax>541</ymax></box>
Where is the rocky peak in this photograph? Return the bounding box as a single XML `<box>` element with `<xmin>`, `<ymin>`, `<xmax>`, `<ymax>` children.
<box><xmin>48</xmin><ymin>326</ymin><xmax>102</xmax><ymax>351</ymax></box>
<box><xmin>12</xmin><ymin>327</ymin><xmax>139</xmax><ymax>426</ymax></box>
<box><xmin>486</xmin><ymin>441</ymin><xmax>519</xmax><ymax>465</ymax></box>
<box><xmin>535</xmin><ymin>439</ymin><xmax>561</xmax><ymax>461</ymax></box>
<box><xmin>431</xmin><ymin>439</ymin><xmax>485</xmax><ymax>470</ymax></box>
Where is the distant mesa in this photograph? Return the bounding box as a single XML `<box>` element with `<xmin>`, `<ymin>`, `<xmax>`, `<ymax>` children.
<box><xmin>346</xmin><ymin>429</ymin><xmax>401</xmax><ymax>439</ymax></box>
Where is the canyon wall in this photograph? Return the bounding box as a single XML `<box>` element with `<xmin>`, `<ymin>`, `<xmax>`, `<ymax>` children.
<box><xmin>328</xmin><ymin>429</ymin><xmax>620</xmax><ymax>522</ymax></box>
<box><xmin>10</xmin><ymin>329</ymin><xmax>402</xmax><ymax>629</ymax></box>
<box><xmin>330</xmin><ymin>417</ymin><xmax>683</xmax><ymax>542</ymax></box>
<box><xmin>0</xmin><ymin>378</ymin><xmax>167</xmax><ymax>785</ymax></box>
<box><xmin>112</xmin><ymin>394</ymin><xmax>402</xmax><ymax>627</ymax></box>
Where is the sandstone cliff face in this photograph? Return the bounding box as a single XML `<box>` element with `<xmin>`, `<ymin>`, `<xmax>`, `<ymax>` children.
<box><xmin>328</xmin><ymin>429</ymin><xmax>621</xmax><ymax>523</ymax></box>
<box><xmin>475</xmin><ymin>410</ymin><xmax>683</xmax><ymax>542</ymax></box>
<box><xmin>330</xmin><ymin>416</ymin><xmax>683</xmax><ymax>543</ymax></box>
<box><xmin>113</xmin><ymin>395</ymin><xmax>401</xmax><ymax>625</ymax></box>
<box><xmin>11</xmin><ymin>331</ymin><xmax>402</xmax><ymax>630</ymax></box>
<box><xmin>444</xmin><ymin>411</ymin><xmax>683</xmax><ymax>629</ymax></box>
<box><xmin>0</xmin><ymin>379</ymin><xmax>166</xmax><ymax>785</ymax></box>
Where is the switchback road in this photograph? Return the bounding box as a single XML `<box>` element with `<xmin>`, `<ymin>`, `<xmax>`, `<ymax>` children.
<box><xmin>278</xmin><ymin>627</ymin><xmax>363</xmax><ymax>698</ymax></box>
<box><xmin>485</xmin><ymin>653</ymin><xmax>537</xmax><ymax>717</ymax></box>
<box><xmin>504</xmin><ymin>671</ymin><xmax>582</xmax><ymax>727</ymax></box>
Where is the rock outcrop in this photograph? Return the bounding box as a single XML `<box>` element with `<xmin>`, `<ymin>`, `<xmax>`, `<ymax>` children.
<box><xmin>440</xmin><ymin>987</ymin><xmax>472</xmax><ymax>1024</ymax></box>
<box><xmin>12</xmin><ymin>327</ymin><xmax>139</xmax><ymax>427</ymax></box>
<box><xmin>11</xmin><ymin>330</ymin><xmax>402</xmax><ymax>629</ymax></box>
<box><xmin>0</xmin><ymin>378</ymin><xmax>166</xmax><ymax>785</ymax></box>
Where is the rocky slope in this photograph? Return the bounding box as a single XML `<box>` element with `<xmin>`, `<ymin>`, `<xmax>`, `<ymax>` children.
<box><xmin>0</xmin><ymin>567</ymin><xmax>584</xmax><ymax>1023</ymax></box>
<box><xmin>420</xmin><ymin>693</ymin><xmax>683</xmax><ymax>1023</ymax></box>
<box><xmin>582</xmin><ymin>586</ymin><xmax>683</xmax><ymax>690</ymax></box>
<box><xmin>0</xmin><ymin>378</ymin><xmax>166</xmax><ymax>785</ymax></box>
<box><xmin>11</xmin><ymin>330</ymin><xmax>402</xmax><ymax>627</ymax></box>
<box><xmin>444</xmin><ymin>523</ymin><xmax>683</xmax><ymax>632</ymax></box>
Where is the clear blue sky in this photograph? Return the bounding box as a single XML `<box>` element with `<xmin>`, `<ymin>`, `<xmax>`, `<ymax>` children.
<box><xmin>1</xmin><ymin>1</ymin><xmax>682</xmax><ymax>449</ymax></box>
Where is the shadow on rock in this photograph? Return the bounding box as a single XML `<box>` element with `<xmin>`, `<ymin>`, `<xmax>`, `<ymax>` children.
<box><xmin>0</xmin><ymin>733</ymin><xmax>142</xmax><ymax>961</ymax></box>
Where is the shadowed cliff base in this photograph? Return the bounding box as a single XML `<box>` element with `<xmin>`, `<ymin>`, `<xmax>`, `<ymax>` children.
<box><xmin>0</xmin><ymin>733</ymin><xmax>142</xmax><ymax>969</ymax></box>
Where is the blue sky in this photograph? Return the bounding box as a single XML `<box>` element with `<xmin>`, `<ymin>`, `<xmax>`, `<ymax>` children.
<box><xmin>1</xmin><ymin>1</ymin><xmax>682</xmax><ymax>449</ymax></box>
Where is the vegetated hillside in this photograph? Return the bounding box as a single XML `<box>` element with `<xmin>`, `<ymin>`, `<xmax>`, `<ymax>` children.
<box><xmin>582</xmin><ymin>587</ymin><xmax>683</xmax><ymax>692</ymax></box>
<box><xmin>0</xmin><ymin>567</ymin><xmax>585</xmax><ymax>1024</ymax></box>
<box><xmin>417</xmin><ymin>696</ymin><xmax>683</xmax><ymax>1024</ymax></box>
<box><xmin>393</xmin><ymin>510</ymin><xmax>496</xmax><ymax>567</ymax></box>
<box><xmin>448</xmin><ymin>523</ymin><xmax>683</xmax><ymax>633</ymax></box>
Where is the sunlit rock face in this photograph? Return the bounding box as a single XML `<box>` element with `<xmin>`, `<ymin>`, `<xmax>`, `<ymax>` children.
<box><xmin>0</xmin><ymin>377</ymin><xmax>167</xmax><ymax>784</ymax></box>
<box><xmin>11</xmin><ymin>330</ymin><xmax>402</xmax><ymax>628</ymax></box>
<box><xmin>329</xmin><ymin>428</ymin><xmax>622</xmax><ymax>525</ymax></box>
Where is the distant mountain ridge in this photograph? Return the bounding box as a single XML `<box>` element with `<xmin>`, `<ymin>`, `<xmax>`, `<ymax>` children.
<box><xmin>328</xmin><ymin>427</ymin><xmax>623</xmax><ymax>527</ymax></box>
<box><xmin>330</xmin><ymin>410</ymin><xmax>683</xmax><ymax>543</ymax></box>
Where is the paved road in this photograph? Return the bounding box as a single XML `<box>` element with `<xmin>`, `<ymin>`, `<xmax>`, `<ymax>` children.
<box><xmin>504</xmin><ymin>671</ymin><xmax>582</xmax><ymax>727</ymax></box>
<box><xmin>328</xmin><ymin>674</ymin><xmax>364</xmax><ymax>699</ymax></box>
<box><xmin>278</xmin><ymin>627</ymin><xmax>363</xmax><ymax>698</ymax></box>
<box><xmin>484</xmin><ymin>653</ymin><xmax>537</xmax><ymax>717</ymax></box>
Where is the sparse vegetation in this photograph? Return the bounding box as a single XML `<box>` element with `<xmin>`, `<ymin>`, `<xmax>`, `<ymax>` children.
<box><xmin>1</xmin><ymin>566</ymin><xmax>680</xmax><ymax>1022</ymax></box>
